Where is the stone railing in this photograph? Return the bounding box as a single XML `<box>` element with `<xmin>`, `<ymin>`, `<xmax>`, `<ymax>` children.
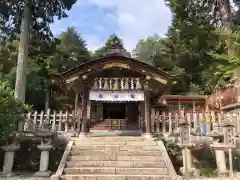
<box><xmin>92</xmin><ymin>77</ymin><xmax>142</xmax><ymax>90</ymax></box>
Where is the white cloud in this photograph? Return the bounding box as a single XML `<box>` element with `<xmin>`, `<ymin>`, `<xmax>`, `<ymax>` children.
<box><xmin>87</xmin><ymin>0</ymin><xmax>172</xmax><ymax>51</ymax></box>
<box><xmin>84</xmin><ymin>34</ymin><xmax>104</xmax><ymax>52</ymax></box>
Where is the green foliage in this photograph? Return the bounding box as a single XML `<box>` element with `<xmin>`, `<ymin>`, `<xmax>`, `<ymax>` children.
<box><xmin>192</xmin><ymin>144</ymin><xmax>217</xmax><ymax>177</ymax></box>
<box><xmin>48</xmin><ymin>27</ymin><xmax>91</xmax><ymax>72</ymax></box>
<box><xmin>153</xmin><ymin>134</ymin><xmax>182</xmax><ymax>174</ymax></box>
<box><xmin>0</xmin><ymin>0</ymin><xmax>77</xmax><ymax>40</ymax></box>
<box><xmin>0</xmin><ymin>80</ymin><xmax>25</xmax><ymax>143</ymax></box>
<box><xmin>153</xmin><ymin>134</ymin><xmax>218</xmax><ymax>177</ymax></box>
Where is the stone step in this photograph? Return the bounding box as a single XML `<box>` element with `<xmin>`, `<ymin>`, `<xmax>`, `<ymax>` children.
<box><xmin>72</xmin><ymin>145</ymin><xmax>160</xmax><ymax>151</ymax></box>
<box><xmin>68</xmin><ymin>155</ymin><xmax>163</xmax><ymax>161</ymax></box>
<box><xmin>64</xmin><ymin>167</ymin><xmax>168</xmax><ymax>175</ymax></box>
<box><xmin>66</xmin><ymin>160</ymin><xmax>166</xmax><ymax>168</ymax></box>
<box><xmin>61</xmin><ymin>175</ymin><xmax>181</xmax><ymax>180</ymax></box>
<box><xmin>70</xmin><ymin>150</ymin><xmax>162</xmax><ymax>156</ymax></box>
<box><xmin>74</xmin><ymin>141</ymin><xmax>157</xmax><ymax>146</ymax></box>
<box><xmin>72</xmin><ymin>137</ymin><xmax>150</xmax><ymax>141</ymax></box>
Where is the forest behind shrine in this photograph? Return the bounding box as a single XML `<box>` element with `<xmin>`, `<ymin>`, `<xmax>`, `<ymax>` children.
<box><xmin>0</xmin><ymin>0</ymin><xmax>240</xmax><ymax>111</ymax></box>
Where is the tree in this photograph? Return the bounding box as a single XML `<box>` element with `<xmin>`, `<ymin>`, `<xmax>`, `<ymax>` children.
<box><xmin>47</xmin><ymin>27</ymin><xmax>91</xmax><ymax>72</ymax></box>
<box><xmin>164</xmin><ymin>0</ymin><xmax>220</xmax><ymax>94</ymax></box>
<box><xmin>0</xmin><ymin>0</ymin><xmax>77</xmax><ymax>103</ymax></box>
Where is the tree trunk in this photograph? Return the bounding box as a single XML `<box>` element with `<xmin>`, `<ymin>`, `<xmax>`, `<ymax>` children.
<box><xmin>219</xmin><ymin>0</ymin><xmax>234</xmax><ymax>55</ymax></box>
<box><xmin>219</xmin><ymin>0</ymin><xmax>232</xmax><ymax>30</ymax></box>
<box><xmin>14</xmin><ymin>2</ymin><xmax>31</xmax><ymax>103</ymax></box>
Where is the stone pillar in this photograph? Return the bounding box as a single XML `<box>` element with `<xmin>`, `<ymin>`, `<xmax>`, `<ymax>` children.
<box><xmin>34</xmin><ymin>144</ymin><xmax>53</xmax><ymax>177</ymax></box>
<box><xmin>216</xmin><ymin>148</ymin><xmax>228</xmax><ymax>176</ymax></box>
<box><xmin>1</xmin><ymin>145</ymin><xmax>20</xmax><ymax>177</ymax></box>
<box><xmin>144</xmin><ymin>81</ymin><xmax>151</xmax><ymax>136</ymax></box>
<box><xmin>179</xmin><ymin>145</ymin><xmax>199</xmax><ymax>177</ymax></box>
<box><xmin>208</xmin><ymin>130</ymin><xmax>228</xmax><ymax>177</ymax></box>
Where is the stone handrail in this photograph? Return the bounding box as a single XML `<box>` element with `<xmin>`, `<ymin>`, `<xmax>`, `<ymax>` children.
<box><xmin>156</xmin><ymin>140</ymin><xmax>178</xmax><ymax>176</ymax></box>
<box><xmin>51</xmin><ymin>140</ymin><xmax>74</xmax><ymax>180</ymax></box>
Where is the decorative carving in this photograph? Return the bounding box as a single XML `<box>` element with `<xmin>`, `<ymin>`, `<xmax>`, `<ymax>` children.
<box><xmin>124</xmin><ymin>78</ymin><xmax>129</xmax><ymax>90</ymax></box>
<box><xmin>154</xmin><ymin>76</ymin><xmax>168</xmax><ymax>84</ymax></box>
<box><xmin>103</xmin><ymin>78</ymin><xmax>109</xmax><ymax>90</ymax></box>
<box><xmin>104</xmin><ymin>35</ymin><xmax>131</xmax><ymax>57</ymax></box>
<box><xmin>136</xmin><ymin>78</ymin><xmax>141</xmax><ymax>89</ymax></box>
<box><xmin>113</xmin><ymin>78</ymin><xmax>119</xmax><ymax>90</ymax></box>
<box><xmin>103</xmin><ymin>62</ymin><xmax>130</xmax><ymax>69</ymax></box>
<box><xmin>93</xmin><ymin>78</ymin><xmax>98</xmax><ymax>89</ymax></box>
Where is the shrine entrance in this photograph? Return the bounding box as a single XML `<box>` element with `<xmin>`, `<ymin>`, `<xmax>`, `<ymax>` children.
<box><xmin>102</xmin><ymin>102</ymin><xmax>139</xmax><ymax>130</ymax></box>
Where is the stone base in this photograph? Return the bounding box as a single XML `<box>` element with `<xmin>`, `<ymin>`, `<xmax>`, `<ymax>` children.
<box><xmin>142</xmin><ymin>133</ymin><xmax>152</xmax><ymax>138</ymax></box>
<box><xmin>218</xmin><ymin>169</ymin><xmax>229</xmax><ymax>177</ymax></box>
<box><xmin>79</xmin><ymin>132</ymin><xmax>88</xmax><ymax>138</ymax></box>
<box><xmin>180</xmin><ymin>167</ymin><xmax>200</xmax><ymax>177</ymax></box>
<box><xmin>0</xmin><ymin>172</ymin><xmax>15</xmax><ymax>177</ymax></box>
<box><xmin>34</xmin><ymin>171</ymin><xmax>51</xmax><ymax>177</ymax></box>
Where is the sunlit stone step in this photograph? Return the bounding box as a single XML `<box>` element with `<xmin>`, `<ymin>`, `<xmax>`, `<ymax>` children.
<box><xmin>66</xmin><ymin>160</ymin><xmax>166</xmax><ymax>168</ymax></box>
<box><xmin>64</xmin><ymin>167</ymin><xmax>168</xmax><ymax>175</ymax></box>
<box><xmin>61</xmin><ymin>175</ymin><xmax>182</xmax><ymax>180</ymax></box>
<box><xmin>70</xmin><ymin>149</ymin><xmax>162</xmax><ymax>156</ymax></box>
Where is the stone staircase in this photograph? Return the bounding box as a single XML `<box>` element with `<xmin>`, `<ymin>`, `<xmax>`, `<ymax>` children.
<box><xmin>61</xmin><ymin>136</ymin><xmax>182</xmax><ymax>180</ymax></box>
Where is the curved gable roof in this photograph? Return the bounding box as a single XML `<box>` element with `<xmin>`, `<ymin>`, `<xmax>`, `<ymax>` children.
<box><xmin>60</xmin><ymin>54</ymin><xmax>175</xmax><ymax>85</ymax></box>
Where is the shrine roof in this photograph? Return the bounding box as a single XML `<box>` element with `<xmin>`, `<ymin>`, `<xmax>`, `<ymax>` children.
<box><xmin>59</xmin><ymin>54</ymin><xmax>174</xmax><ymax>80</ymax></box>
<box><xmin>160</xmin><ymin>94</ymin><xmax>206</xmax><ymax>103</ymax></box>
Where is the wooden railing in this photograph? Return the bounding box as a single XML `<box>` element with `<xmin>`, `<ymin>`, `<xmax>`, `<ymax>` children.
<box><xmin>207</xmin><ymin>86</ymin><xmax>240</xmax><ymax>109</ymax></box>
<box><xmin>18</xmin><ymin>109</ymin><xmax>80</xmax><ymax>133</ymax></box>
<box><xmin>18</xmin><ymin>109</ymin><xmax>240</xmax><ymax>135</ymax></box>
<box><xmin>150</xmin><ymin>108</ymin><xmax>240</xmax><ymax>135</ymax></box>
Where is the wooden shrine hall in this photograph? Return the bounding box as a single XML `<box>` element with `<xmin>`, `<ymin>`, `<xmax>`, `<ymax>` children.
<box><xmin>50</xmin><ymin>39</ymin><xmax>176</xmax><ymax>136</ymax></box>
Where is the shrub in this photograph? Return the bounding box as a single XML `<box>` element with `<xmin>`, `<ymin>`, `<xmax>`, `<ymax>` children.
<box><xmin>0</xmin><ymin>80</ymin><xmax>25</xmax><ymax>143</ymax></box>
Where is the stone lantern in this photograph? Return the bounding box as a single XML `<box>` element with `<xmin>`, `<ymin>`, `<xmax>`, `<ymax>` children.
<box><xmin>1</xmin><ymin>134</ymin><xmax>20</xmax><ymax>177</ymax></box>
<box><xmin>34</xmin><ymin>122</ymin><xmax>54</xmax><ymax>177</ymax></box>
<box><xmin>208</xmin><ymin>130</ymin><xmax>228</xmax><ymax>177</ymax></box>
<box><xmin>178</xmin><ymin>118</ymin><xmax>198</xmax><ymax>177</ymax></box>
<box><xmin>223</xmin><ymin>120</ymin><xmax>235</xmax><ymax>177</ymax></box>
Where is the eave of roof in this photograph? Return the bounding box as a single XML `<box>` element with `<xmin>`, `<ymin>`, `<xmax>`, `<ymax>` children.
<box><xmin>160</xmin><ymin>94</ymin><xmax>206</xmax><ymax>101</ymax></box>
<box><xmin>59</xmin><ymin>54</ymin><xmax>176</xmax><ymax>81</ymax></box>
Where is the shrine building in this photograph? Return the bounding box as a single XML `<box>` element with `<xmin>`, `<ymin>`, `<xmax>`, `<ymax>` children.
<box><xmin>50</xmin><ymin>40</ymin><xmax>178</xmax><ymax>135</ymax></box>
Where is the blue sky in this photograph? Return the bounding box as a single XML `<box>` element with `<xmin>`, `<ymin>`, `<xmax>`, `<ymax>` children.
<box><xmin>50</xmin><ymin>0</ymin><xmax>172</xmax><ymax>52</ymax></box>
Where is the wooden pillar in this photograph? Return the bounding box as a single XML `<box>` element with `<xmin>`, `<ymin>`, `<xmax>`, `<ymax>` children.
<box><xmin>80</xmin><ymin>82</ymin><xmax>89</xmax><ymax>136</ymax></box>
<box><xmin>45</xmin><ymin>87</ymin><xmax>50</xmax><ymax>112</ymax></box>
<box><xmin>140</xmin><ymin>102</ymin><xmax>145</xmax><ymax>132</ymax></box>
<box><xmin>144</xmin><ymin>82</ymin><xmax>151</xmax><ymax>134</ymax></box>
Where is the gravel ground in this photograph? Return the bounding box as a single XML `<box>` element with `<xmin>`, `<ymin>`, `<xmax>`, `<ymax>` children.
<box><xmin>0</xmin><ymin>172</ymin><xmax>50</xmax><ymax>180</ymax></box>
